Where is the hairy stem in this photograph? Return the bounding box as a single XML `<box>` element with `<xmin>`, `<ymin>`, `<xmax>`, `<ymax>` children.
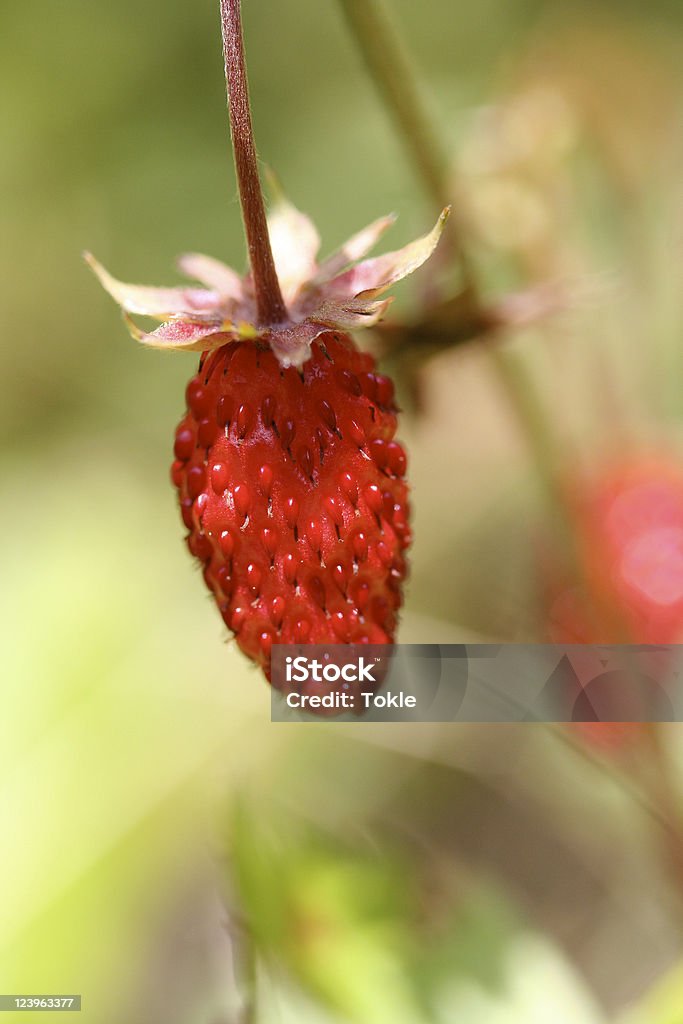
<box><xmin>338</xmin><ymin>0</ymin><xmax>476</xmax><ymax>296</ymax></box>
<box><xmin>220</xmin><ymin>0</ymin><xmax>287</xmax><ymax>324</ymax></box>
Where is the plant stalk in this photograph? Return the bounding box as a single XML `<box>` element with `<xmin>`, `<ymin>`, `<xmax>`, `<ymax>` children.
<box><xmin>220</xmin><ymin>0</ymin><xmax>287</xmax><ymax>325</ymax></box>
<box><xmin>338</xmin><ymin>0</ymin><xmax>476</xmax><ymax>297</ymax></box>
<box><xmin>639</xmin><ymin>725</ymin><xmax>683</xmax><ymax>909</ymax></box>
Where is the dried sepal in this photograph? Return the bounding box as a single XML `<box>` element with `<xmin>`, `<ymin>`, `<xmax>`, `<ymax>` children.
<box><xmin>267</xmin><ymin>195</ymin><xmax>321</xmax><ymax>304</ymax></box>
<box><xmin>311</xmin><ymin>297</ymin><xmax>393</xmax><ymax>330</ymax></box>
<box><xmin>123</xmin><ymin>314</ymin><xmax>234</xmax><ymax>352</ymax></box>
<box><xmin>85</xmin><ymin>252</ymin><xmax>222</xmax><ymax>319</ymax></box>
<box><xmin>320</xmin><ymin>207</ymin><xmax>450</xmax><ymax>301</ymax></box>
<box><xmin>176</xmin><ymin>253</ymin><xmax>245</xmax><ymax>299</ymax></box>
<box><xmin>265</xmin><ymin>321</ymin><xmax>329</xmax><ymax>366</ymax></box>
<box><xmin>313</xmin><ymin>213</ymin><xmax>397</xmax><ymax>283</ymax></box>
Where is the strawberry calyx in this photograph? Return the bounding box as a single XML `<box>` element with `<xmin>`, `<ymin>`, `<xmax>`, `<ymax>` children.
<box><xmin>85</xmin><ymin>202</ymin><xmax>448</xmax><ymax>368</ymax></box>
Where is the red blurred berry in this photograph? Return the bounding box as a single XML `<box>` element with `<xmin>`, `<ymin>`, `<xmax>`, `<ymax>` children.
<box><xmin>546</xmin><ymin>456</ymin><xmax>683</xmax><ymax>645</ymax></box>
<box><xmin>543</xmin><ymin>455</ymin><xmax>683</xmax><ymax>747</ymax></box>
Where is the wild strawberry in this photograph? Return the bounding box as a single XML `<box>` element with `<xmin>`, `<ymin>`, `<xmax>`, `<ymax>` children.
<box><xmin>545</xmin><ymin>455</ymin><xmax>683</xmax><ymax>646</ymax></box>
<box><xmin>86</xmin><ymin>0</ymin><xmax>446</xmax><ymax>687</ymax></box>
<box><xmin>172</xmin><ymin>332</ymin><xmax>411</xmax><ymax>677</ymax></box>
<box><xmin>542</xmin><ymin>453</ymin><xmax>683</xmax><ymax>746</ymax></box>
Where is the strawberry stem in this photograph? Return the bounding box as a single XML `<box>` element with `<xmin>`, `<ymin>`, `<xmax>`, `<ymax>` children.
<box><xmin>220</xmin><ymin>0</ymin><xmax>287</xmax><ymax>325</ymax></box>
<box><xmin>338</xmin><ymin>0</ymin><xmax>476</xmax><ymax>299</ymax></box>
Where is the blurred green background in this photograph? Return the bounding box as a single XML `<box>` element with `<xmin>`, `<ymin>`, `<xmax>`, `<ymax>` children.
<box><xmin>4</xmin><ymin>0</ymin><xmax>683</xmax><ymax>1021</ymax></box>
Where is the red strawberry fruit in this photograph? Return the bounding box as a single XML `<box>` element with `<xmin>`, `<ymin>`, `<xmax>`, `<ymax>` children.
<box><xmin>173</xmin><ymin>332</ymin><xmax>410</xmax><ymax>677</ymax></box>
<box><xmin>545</xmin><ymin>454</ymin><xmax>683</xmax><ymax>646</ymax></box>
<box><xmin>543</xmin><ymin>453</ymin><xmax>683</xmax><ymax>746</ymax></box>
<box><xmin>87</xmin><ymin>0</ymin><xmax>446</xmax><ymax>688</ymax></box>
